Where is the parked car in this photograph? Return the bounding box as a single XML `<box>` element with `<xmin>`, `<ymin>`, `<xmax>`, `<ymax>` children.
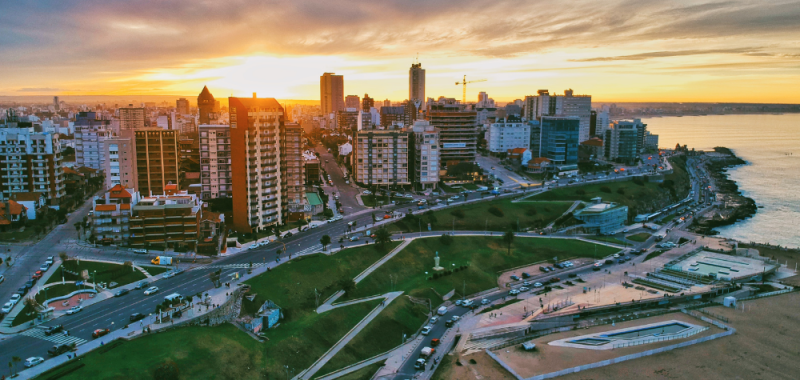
<box><xmin>1</xmin><ymin>303</ymin><xmax>12</xmax><ymax>314</ymax></box>
<box><xmin>461</xmin><ymin>300</ymin><xmax>474</xmax><ymax>307</ymax></box>
<box><xmin>429</xmin><ymin>316</ymin><xmax>439</xmax><ymax>324</ymax></box>
<box><xmin>510</xmin><ymin>275</ymin><xmax>520</xmax><ymax>281</ymax></box>
<box><xmin>66</xmin><ymin>306</ymin><xmax>83</xmax><ymax>315</ymax></box>
<box><xmin>144</xmin><ymin>286</ymin><xmax>159</xmax><ymax>295</ymax></box>
<box><xmin>130</xmin><ymin>313</ymin><xmax>146</xmax><ymax>322</ymax></box>
<box><xmin>39</xmin><ymin>264</ymin><xmax>50</xmax><ymax>271</ymax></box>
<box><xmin>421</xmin><ymin>326</ymin><xmax>433</xmax><ymax>335</ymax></box>
<box><xmin>10</xmin><ymin>294</ymin><xmax>20</xmax><ymax>304</ymax></box>
<box><xmin>445</xmin><ymin>320</ymin><xmax>455</xmax><ymax>327</ymax></box>
<box><xmin>45</xmin><ymin>257</ymin><xmax>55</xmax><ymax>265</ymax></box>
<box><xmin>521</xmin><ymin>272</ymin><xmax>531</xmax><ymax>278</ymax></box>
<box><xmin>135</xmin><ymin>281</ymin><xmax>149</xmax><ymax>289</ymax></box>
<box><xmin>92</xmin><ymin>328</ymin><xmax>110</xmax><ymax>339</ymax></box>
<box><xmin>519</xmin><ymin>286</ymin><xmax>529</xmax><ymax>292</ymax></box>
<box><xmin>539</xmin><ymin>267</ymin><xmax>548</xmax><ymax>273</ymax></box>
<box><xmin>481</xmin><ymin>299</ymin><xmax>490</xmax><ymax>305</ymax></box>
<box><xmin>568</xmin><ymin>273</ymin><xmax>578</xmax><ymax>278</ymax></box>
<box><xmin>282</xmin><ymin>232</ymin><xmax>293</xmax><ymax>238</ymax></box>
<box><xmin>48</xmin><ymin>344</ymin><xmax>71</xmax><ymax>356</ymax></box>
<box><xmin>24</xmin><ymin>357</ymin><xmax>44</xmax><ymax>368</ymax></box>
<box><xmin>44</xmin><ymin>324</ymin><xmax>64</xmax><ymax>336</ymax></box>
<box><xmin>114</xmin><ymin>289</ymin><xmax>129</xmax><ymax>297</ymax></box>
<box><xmin>454</xmin><ymin>299</ymin><xmax>463</xmax><ymax>306</ymax></box>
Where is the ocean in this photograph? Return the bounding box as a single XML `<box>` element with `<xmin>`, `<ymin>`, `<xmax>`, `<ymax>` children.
<box><xmin>642</xmin><ymin>114</ymin><xmax>800</xmax><ymax>248</ymax></box>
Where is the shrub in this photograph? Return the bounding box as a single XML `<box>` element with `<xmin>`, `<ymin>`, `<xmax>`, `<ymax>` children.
<box><xmin>575</xmin><ymin>189</ymin><xmax>586</xmax><ymax>195</ymax></box>
<box><xmin>632</xmin><ymin>177</ymin><xmax>645</xmax><ymax>186</ymax></box>
<box><xmin>617</xmin><ymin>188</ymin><xmax>625</xmax><ymax>195</ymax></box>
<box><xmin>451</xmin><ymin>209</ymin><xmax>466</xmax><ymax>219</ymax></box>
<box><xmin>600</xmin><ymin>186</ymin><xmax>612</xmax><ymax>193</ymax></box>
<box><xmin>488</xmin><ymin>206</ymin><xmax>505</xmax><ymax>217</ymax></box>
<box><xmin>439</xmin><ymin>233</ymin><xmax>453</xmax><ymax>245</ymax></box>
<box><xmin>469</xmin><ymin>359</ymin><xmax>477</xmax><ymax>364</ymax></box>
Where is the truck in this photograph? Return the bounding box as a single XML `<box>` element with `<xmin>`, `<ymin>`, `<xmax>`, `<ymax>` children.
<box><xmin>420</xmin><ymin>347</ymin><xmax>436</xmax><ymax>358</ymax></box>
<box><xmin>151</xmin><ymin>256</ymin><xmax>173</xmax><ymax>265</ymax></box>
<box><xmin>437</xmin><ymin>306</ymin><xmax>447</xmax><ymax>316</ymax></box>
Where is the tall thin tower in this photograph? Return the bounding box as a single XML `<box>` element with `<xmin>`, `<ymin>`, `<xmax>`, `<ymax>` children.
<box><xmin>409</xmin><ymin>60</ymin><xmax>425</xmax><ymax>103</ymax></box>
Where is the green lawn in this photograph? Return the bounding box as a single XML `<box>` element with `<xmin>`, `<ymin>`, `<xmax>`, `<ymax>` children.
<box><xmin>462</xmin><ymin>183</ymin><xmax>479</xmax><ymax>190</ymax></box>
<box><xmin>626</xmin><ymin>232</ymin><xmax>652</xmax><ymax>242</ymax></box>
<box><xmin>585</xmin><ymin>235</ymin><xmax>625</xmax><ymax>245</ymax></box>
<box><xmin>52</xmin><ymin>243</ymin><xmax>402</xmax><ymax>378</ymax></box>
<box><xmin>317</xmin><ymin>296</ymin><xmax>429</xmax><ymax>375</ymax></box>
<box><xmin>46</xmin><ymin>260</ymin><xmax>147</xmax><ymax>286</ymax></box>
<box><xmin>390</xmin><ymin>199</ymin><xmax>572</xmax><ymax>233</ymax></box>
<box><xmin>345</xmin><ymin>236</ymin><xmax>619</xmax><ymax>302</ymax></box>
<box><xmin>336</xmin><ymin>362</ymin><xmax>384</xmax><ymax>380</ymax></box>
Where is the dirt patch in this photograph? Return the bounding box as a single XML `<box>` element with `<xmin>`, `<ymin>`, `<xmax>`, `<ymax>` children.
<box><xmin>493</xmin><ymin>312</ymin><xmax>721</xmax><ymax>378</ymax></box>
<box><xmin>432</xmin><ymin>350</ymin><xmax>516</xmax><ymax>380</ymax></box>
<box><xmin>498</xmin><ymin>258</ymin><xmax>595</xmax><ymax>288</ymax></box>
<box><xmin>554</xmin><ymin>292</ymin><xmax>800</xmax><ymax>380</ymax></box>
<box><xmin>47</xmin><ymin>293</ymin><xmax>96</xmax><ymax>311</ymax></box>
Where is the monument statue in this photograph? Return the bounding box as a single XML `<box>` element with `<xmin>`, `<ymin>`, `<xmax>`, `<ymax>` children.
<box><xmin>433</xmin><ymin>251</ymin><xmax>444</xmax><ymax>271</ymax></box>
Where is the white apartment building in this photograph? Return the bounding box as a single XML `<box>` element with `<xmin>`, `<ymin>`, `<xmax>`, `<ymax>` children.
<box><xmin>595</xmin><ymin>110</ymin><xmax>610</xmax><ymax>137</ymax></box>
<box><xmin>411</xmin><ymin>121</ymin><xmax>439</xmax><ymax>189</ymax></box>
<box><xmin>524</xmin><ymin>89</ymin><xmax>592</xmax><ymax>143</ymax></box>
<box><xmin>199</xmin><ymin>124</ymin><xmax>232</xmax><ymax>200</ymax></box>
<box><xmin>0</xmin><ymin>127</ymin><xmax>65</xmax><ymax>206</ymax></box>
<box><xmin>104</xmin><ymin>137</ymin><xmax>136</xmax><ymax>190</ymax></box>
<box><xmin>487</xmin><ymin>118</ymin><xmax>530</xmax><ymax>153</ymax></box>
<box><xmin>74</xmin><ymin>112</ymin><xmax>111</xmax><ymax>170</ymax></box>
<box><xmin>353</xmin><ymin>128</ymin><xmax>410</xmax><ymax>186</ymax></box>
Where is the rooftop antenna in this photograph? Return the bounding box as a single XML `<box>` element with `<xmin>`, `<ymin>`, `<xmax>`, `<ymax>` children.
<box><xmin>415</xmin><ymin>53</ymin><xmax>419</xmax><ymax>64</ymax></box>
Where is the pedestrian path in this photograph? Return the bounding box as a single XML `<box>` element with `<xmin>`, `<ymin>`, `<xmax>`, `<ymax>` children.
<box><xmin>21</xmin><ymin>328</ymin><xmax>88</xmax><ymax>346</ymax></box>
<box><xmin>546</xmin><ymin>200</ymin><xmax>582</xmax><ymax>229</ymax></box>
<box><xmin>135</xmin><ymin>265</ymin><xmax>153</xmax><ymax>278</ymax></box>
<box><xmin>189</xmin><ymin>262</ymin><xmax>270</xmax><ymax>271</ymax></box>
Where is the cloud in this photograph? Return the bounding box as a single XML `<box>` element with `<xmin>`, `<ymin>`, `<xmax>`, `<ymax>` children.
<box><xmin>571</xmin><ymin>47</ymin><xmax>763</xmax><ymax>62</ymax></box>
<box><xmin>17</xmin><ymin>87</ymin><xmax>61</xmax><ymax>92</ymax></box>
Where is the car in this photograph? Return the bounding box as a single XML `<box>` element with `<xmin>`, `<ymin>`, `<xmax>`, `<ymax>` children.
<box><xmin>135</xmin><ymin>281</ymin><xmax>149</xmax><ymax>289</ymax></box>
<box><xmin>592</xmin><ymin>266</ymin><xmax>602</xmax><ymax>271</ymax></box>
<box><xmin>451</xmin><ymin>315</ymin><xmax>460</xmax><ymax>322</ymax></box>
<box><xmin>522</xmin><ymin>281</ymin><xmax>531</xmax><ymax>286</ymax></box>
<box><xmin>144</xmin><ymin>286</ymin><xmax>159</xmax><ymax>295</ymax></box>
<box><xmin>132</xmin><ymin>248</ymin><xmax>148</xmax><ymax>254</ymax></box>
<box><xmin>521</xmin><ymin>272</ymin><xmax>531</xmax><ymax>278</ymax></box>
<box><xmin>404</xmin><ymin>194</ymin><xmax>414</xmax><ymax>199</ymax></box>
<box><xmin>10</xmin><ymin>294</ymin><xmax>21</xmax><ymax>304</ymax></box>
<box><xmin>25</xmin><ymin>279</ymin><xmax>35</xmax><ymax>288</ymax></box>
<box><xmin>617</xmin><ymin>259</ymin><xmax>625</xmax><ymax>264</ymax></box>
<box><xmin>481</xmin><ymin>299</ymin><xmax>490</xmax><ymax>305</ymax></box>
<box><xmin>66</xmin><ymin>306</ymin><xmax>83</xmax><ymax>315</ymax></box>
<box><xmin>40</xmin><ymin>264</ymin><xmax>50</xmax><ymax>271</ymax></box>
<box><xmin>24</xmin><ymin>357</ymin><xmax>45</xmax><ymax>368</ymax></box>
<box><xmin>510</xmin><ymin>275</ymin><xmax>520</xmax><ymax>281</ymax></box>
<box><xmin>539</xmin><ymin>267</ymin><xmax>548</xmax><ymax>273</ymax></box>
<box><xmin>282</xmin><ymin>232</ymin><xmax>293</xmax><ymax>238</ymax></box>
<box><xmin>430</xmin><ymin>316</ymin><xmax>439</xmax><ymax>324</ymax></box>
<box><xmin>568</xmin><ymin>273</ymin><xmax>578</xmax><ymax>278</ymax></box>
<box><xmin>605</xmin><ymin>259</ymin><xmax>614</xmax><ymax>265</ymax></box>
<box><xmin>519</xmin><ymin>286</ymin><xmax>529</xmax><ymax>292</ymax></box>
<box><xmin>445</xmin><ymin>320</ymin><xmax>455</xmax><ymax>327</ymax></box>
<box><xmin>509</xmin><ymin>289</ymin><xmax>520</xmax><ymax>295</ymax></box>
<box><xmin>613</xmin><ymin>253</ymin><xmax>621</xmax><ymax>258</ymax></box>
<box><xmin>1</xmin><ymin>303</ymin><xmax>12</xmax><ymax>314</ymax></box>
<box><xmin>549</xmin><ymin>277</ymin><xmax>561</xmax><ymax>283</ymax></box>
<box><xmin>163</xmin><ymin>271</ymin><xmax>176</xmax><ymax>279</ymax></box>
<box><xmin>92</xmin><ymin>328</ymin><xmax>110</xmax><ymax>339</ymax></box>
<box><xmin>421</xmin><ymin>326</ymin><xmax>433</xmax><ymax>335</ymax></box>
<box><xmin>362</xmin><ymin>190</ymin><xmax>372</xmax><ymax>195</ymax></box>
<box><xmin>461</xmin><ymin>300</ymin><xmax>474</xmax><ymax>307</ymax></box>
<box><xmin>130</xmin><ymin>313</ymin><xmax>146</xmax><ymax>322</ymax></box>
<box><xmin>45</xmin><ymin>257</ymin><xmax>54</xmax><ymax>265</ymax></box>
<box><xmin>554</xmin><ymin>263</ymin><xmax>564</xmax><ymax>269</ymax></box>
<box><xmin>454</xmin><ymin>299</ymin><xmax>463</xmax><ymax>306</ymax></box>
<box><xmin>114</xmin><ymin>288</ymin><xmax>129</xmax><ymax>297</ymax></box>
<box><xmin>44</xmin><ymin>324</ymin><xmax>64</xmax><ymax>336</ymax></box>
<box><xmin>414</xmin><ymin>358</ymin><xmax>427</xmax><ymax>370</ymax></box>
<box><xmin>48</xmin><ymin>344</ymin><xmax>71</xmax><ymax>356</ymax></box>
<box><xmin>547</xmin><ymin>266</ymin><xmax>556</xmax><ymax>272</ymax></box>
<box><xmin>533</xmin><ymin>282</ymin><xmax>543</xmax><ymax>287</ymax></box>
<box><xmin>349</xmin><ymin>236</ymin><xmax>359</xmax><ymax>242</ymax></box>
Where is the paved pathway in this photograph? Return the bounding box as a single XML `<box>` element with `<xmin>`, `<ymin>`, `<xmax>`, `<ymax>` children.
<box><xmin>298</xmin><ymin>291</ymin><xmax>404</xmax><ymax>380</ymax></box>
<box><xmin>546</xmin><ymin>200</ymin><xmax>582</xmax><ymax>230</ymax></box>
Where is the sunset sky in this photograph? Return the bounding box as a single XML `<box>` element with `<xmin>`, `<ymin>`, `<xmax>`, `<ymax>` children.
<box><xmin>2</xmin><ymin>0</ymin><xmax>799</xmax><ymax>103</ymax></box>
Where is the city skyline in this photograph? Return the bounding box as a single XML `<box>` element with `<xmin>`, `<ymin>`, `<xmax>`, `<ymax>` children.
<box><xmin>2</xmin><ymin>0</ymin><xmax>799</xmax><ymax>103</ymax></box>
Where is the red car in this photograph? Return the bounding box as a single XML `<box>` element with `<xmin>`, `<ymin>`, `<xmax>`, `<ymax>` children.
<box><xmin>32</xmin><ymin>271</ymin><xmax>43</xmax><ymax>280</ymax></box>
<box><xmin>92</xmin><ymin>328</ymin><xmax>110</xmax><ymax>339</ymax></box>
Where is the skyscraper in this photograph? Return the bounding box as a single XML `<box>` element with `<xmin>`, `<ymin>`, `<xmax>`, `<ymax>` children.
<box><xmin>428</xmin><ymin>99</ymin><xmax>478</xmax><ymax>169</ymax></box>
<box><xmin>119</xmin><ymin>105</ymin><xmax>145</xmax><ymax>130</ymax></box>
<box><xmin>523</xmin><ymin>89</ymin><xmax>591</xmax><ymax>142</ymax></box>
<box><xmin>74</xmin><ymin>111</ymin><xmax>111</xmax><ymax>170</ymax></box>
<box><xmin>199</xmin><ymin>124</ymin><xmax>231</xmax><ymax>200</ymax></box>
<box><xmin>538</xmin><ymin>116</ymin><xmax>580</xmax><ymax>165</ymax></box>
<box><xmin>280</xmin><ymin>123</ymin><xmax>307</xmax><ymax>221</ymax></box>
<box><xmin>409</xmin><ymin>62</ymin><xmax>425</xmax><ymax>102</ymax></box>
<box><xmin>198</xmin><ymin>86</ymin><xmax>216</xmax><ymax>124</ymax></box>
<box><xmin>229</xmin><ymin>95</ymin><xmax>283</xmax><ymax>233</ymax></box>
<box><xmin>134</xmin><ymin>129</ymin><xmax>180</xmax><ymax>196</ymax></box>
<box><xmin>320</xmin><ymin>73</ymin><xmax>344</xmax><ymax>116</ymax></box>
<box><xmin>53</xmin><ymin>96</ymin><xmax>60</xmax><ymax>112</ymax></box>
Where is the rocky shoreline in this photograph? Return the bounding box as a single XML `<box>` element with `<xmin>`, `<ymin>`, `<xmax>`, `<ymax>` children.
<box><xmin>690</xmin><ymin>147</ymin><xmax>758</xmax><ymax>235</ymax></box>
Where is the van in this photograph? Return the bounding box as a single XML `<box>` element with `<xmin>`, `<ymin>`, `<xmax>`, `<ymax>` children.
<box><xmin>164</xmin><ymin>293</ymin><xmax>183</xmax><ymax>303</ymax></box>
<box><xmin>132</xmin><ymin>248</ymin><xmax>147</xmax><ymax>254</ymax></box>
<box><xmin>437</xmin><ymin>306</ymin><xmax>447</xmax><ymax>316</ymax></box>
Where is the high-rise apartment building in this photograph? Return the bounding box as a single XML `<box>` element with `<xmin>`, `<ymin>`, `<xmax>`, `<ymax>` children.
<box><xmin>129</xmin><ymin>190</ymin><xmax>201</xmax><ymax>250</ymax></box>
<box><xmin>345</xmin><ymin>95</ymin><xmax>360</xmax><ymax>110</ymax></box>
<box><xmin>536</xmin><ymin>116</ymin><xmax>580</xmax><ymax>165</ymax></box>
<box><xmin>353</xmin><ymin>127</ymin><xmax>410</xmax><ymax>186</ymax></box>
<box><xmin>229</xmin><ymin>95</ymin><xmax>283</xmax><ymax>233</ymax></box>
<box><xmin>411</xmin><ymin>121</ymin><xmax>439</xmax><ymax>189</ymax></box>
<box><xmin>119</xmin><ymin>105</ymin><xmax>145</xmax><ymax>131</ymax></box>
<box><xmin>104</xmin><ymin>137</ymin><xmax>136</xmax><ymax>190</ymax></box>
<box><xmin>595</xmin><ymin>110</ymin><xmax>610</xmax><ymax>137</ymax></box>
<box><xmin>199</xmin><ymin>125</ymin><xmax>232</xmax><ymax>200</ymax></box>
<box><xmin>409</xmin><ymin>62</ymin><xmax>425</xmax><ymax>102</ymax></box>
<box><xmin>320</xmin><ymin>73</ymin><xmax>344</xmax><ymax>116</ymax></box>
<box><xmin>176</xmin><ymin>98</ymin><xmax>190</xmax><ymax>115</ymax></box>
<box><xmin>74</xmin><ymin>111</ymin><xmax>112</xmax><ymax>170</ymax></box>
<box><xmin>487</xmin><ymin>117</ymin><xmax>530</xmax><ymax>153</ymax></box>
<box><xmin>134</xmin><ymin>129</ymin><xmax>180</xmax><ymax>196</ymax></box>
<box><xmin>362</xmin><ymin>94</ymin><xmax>374</xmax><ymax>112</ymax></box>
<box><xmin>603</xmin><ymin>119</ymin><xmax>646</xmax><ymax>164</ymax></box>
<box><xmin>0</xmin><ymin>121</ymin><xmax>65</xmax><ymax>206</ymax></box>
<box><xmin>280</xmin><ymin>123</ymin><xmax>307</xmax><ymax>221</ymax></box>
<box><xmin>53</xmin><ymin>96</ymin><xmax>60</xmax><ymax>112</ymax></box>
<box><xmin>428</xmin><ymin>100</ymin><xmax>478</xmax><ymax>169</ymax></box>
<box><xmin>198</xmin><ymin>86</ymin><xmax>216</xmax><ymax>125</ymax></box>
<box><xmin>523</xmin><ymin>89</ymin><xmax>592</xmax><ymax>142</ymax></box>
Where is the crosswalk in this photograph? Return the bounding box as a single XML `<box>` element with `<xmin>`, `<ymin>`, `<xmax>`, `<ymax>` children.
<box><xmin>21</xmin><ymin>328</ymin><xmax>88</xmax><ymax>346</ymax></box>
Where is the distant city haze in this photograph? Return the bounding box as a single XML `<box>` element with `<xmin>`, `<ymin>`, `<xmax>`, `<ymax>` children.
<box><xmin>1</xmin><ymin>1</ymin><xmax>799</xmax><ymax>103</ymax></box>
<box><xmin>646</xmin><ymin>114</ymin><xmax>800</xmax><ymax>248</ymax></box>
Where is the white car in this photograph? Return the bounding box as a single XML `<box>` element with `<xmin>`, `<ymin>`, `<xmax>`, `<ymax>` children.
<box><xmin>613</xmin><ymin>253</ymin><xmax>621</xmax><ymax>258</ymax></box>
<box><xmin>362</xmin><ymin>190</ymin><xmax>372</xmax><ymax>195</ymax></box>
<box><xmin>519</xmin><ymin>286</ymin><xmax>530</xmax><ymax>292</ymax></box>
<box><xmin>481</xmin><ymin>299</ymin><xmax>490</xmax><ymax>305</ymax></box>
<box><xmin>533</xmin><ymin>282</ymin><xmax>543</xmax><ymax>287</ymax></box>
<box><xmin>451</xmin><ymin>315</ymin><xmax>460</xmax><ymax>322</ymax></box>
<box><xmin>404</xmin><ymin>194</ymin><xmax>414</xmax><ymax>199</ymax></box>
<box><xmin>24</xmin><ymin>357</ymin><xmax>44</xmax><ymax>368</ymax></box>
<box><xmin>421</xmin><ymin>326</ymin><xmax>433</xmax><ymax>335</ymax></box>
<box><xmin>454</xmin><ymin>299</ymin><xmax>463</xmax><ymax>306</ymax></box>
<box><xmin>40</xmin><ymin>264</ymin><xmax>50</xmax><ymax>271</ymax></box>
<box><xmin>163</xmin><ymin>271</ymin><xmax>176</xmax><ymax>279</ymax></box>
<box><xmin>461</xmin><ymin>300</ymin><xmax>474</xmax><ymax>307</ymax></box>
<box><xmin>46</xmin><ymin>257</ymin><xmax>55</xmax><ymax>265</ymax></box>
<box><xmin>144</xmin><ymin>286</ymin><xmax>159</xmax><ymax>295</ymax></box>
<box><xmin>66</xmin><ymin>306</ymin><xmax>83</xmax><ymax>315</ymax></box>
<box><xmin>430</xmin><ymin>316</ymin><xmax>439</xmax><ymax>324</ymax></box>
<box><xmin>509</xmin><ymin>289</ymin><xmax>520</xmax><ymax>295</ymax></box>
<box><xmin>1</xmin><ymin>302</ymin><xmax>13</xmax><ymax>314</ymax></box>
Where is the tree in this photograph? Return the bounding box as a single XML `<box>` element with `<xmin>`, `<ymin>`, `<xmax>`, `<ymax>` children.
<box><xmin>439</xmin><ymin>233</ymin><xmax>453</xmax><ymax>246</ymax></box>
<box><xmin>337</xmin><ymin>278</ymin><xmax>356</xmax><ymax>294</ymax></box>
<box><xmin>374</xmin><ymin>227</ymin><xmax>392</xmax><ymax>248</ymax></box>
<box><xmin>153</xmin><ymin>359</ymin><xmax>180</xmax><ymax>380</ymax></box>
<box><xmin>503</xmin><ymin>230</ymin><xmax>515</xmax><ymax>255</ymax></box>
<box><xmin>320</xmin><ymin>235</ymin><xmax>331</xmax><ymax>251</ymax></box>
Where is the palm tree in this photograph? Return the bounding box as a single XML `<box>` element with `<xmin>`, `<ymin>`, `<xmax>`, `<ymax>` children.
<box><xmin>320</xmin><ymin>235</ymin><xmax>331</xmax><ymax>251</ymax></box>
<box><xmin>374</xmin><ymin>227</ymin><xmax>392</xmax><ymax>248</ymax></box>
<box><xmin>503</xmin><ymin>230</ymin><xmax>515</xmax><ymax>255</ymax></box>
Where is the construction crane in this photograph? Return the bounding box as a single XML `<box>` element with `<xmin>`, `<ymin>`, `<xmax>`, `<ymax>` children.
<box><xmin>455</xmin><ymin>75</ymin><xmax>487</xmax><ymax>104</ymax></box>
